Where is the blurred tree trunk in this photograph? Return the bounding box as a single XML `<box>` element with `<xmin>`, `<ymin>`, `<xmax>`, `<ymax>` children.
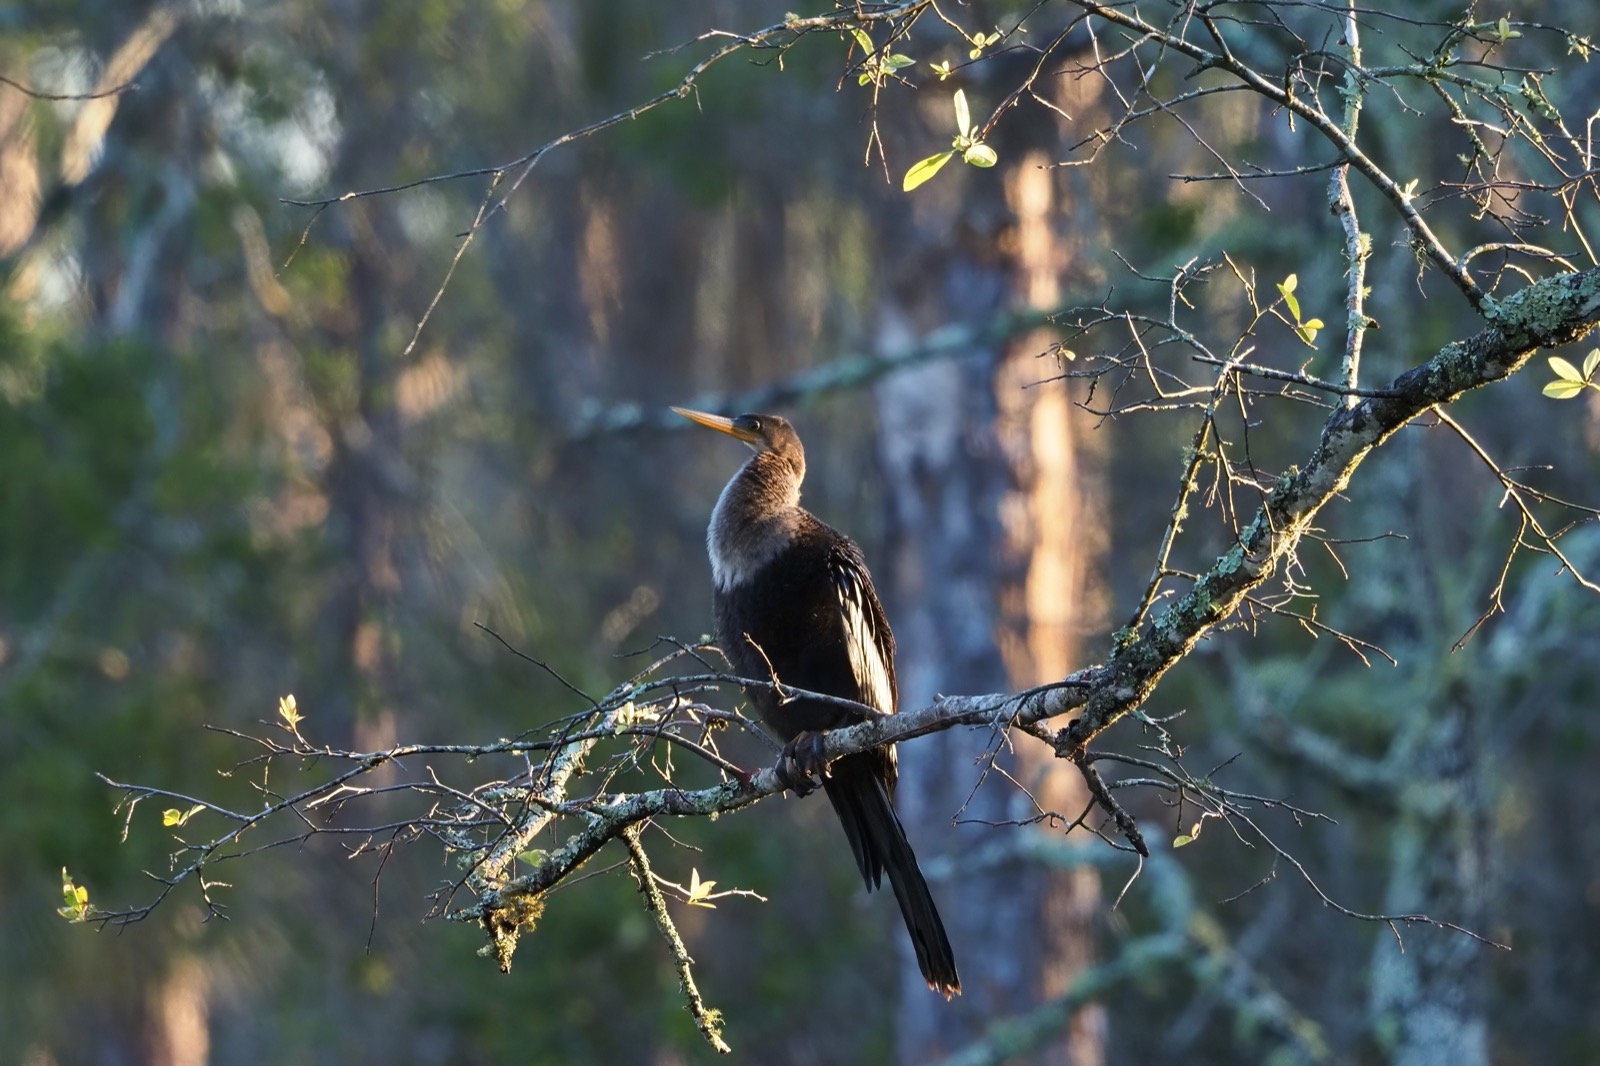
<box><xmin>1368</xmin><ymin>678</ymin><xmax>1489</xmax><ymax>1066</ymax></box>
<box><xmin>876</xmin><ymin>147</ymin><xmax>1107</xmax><ymax>1066</ymax></box>
<box><xmin>1364</xmin><ymin>438</ymin><xmax>1491</xmax><ymax>1066</ymax></box>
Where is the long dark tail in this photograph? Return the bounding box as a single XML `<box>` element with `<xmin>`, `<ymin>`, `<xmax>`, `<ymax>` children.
<box><xmin>824</xmin><ymin>753</ymin><xmax>961</xmax><ymax>998</ymax></box>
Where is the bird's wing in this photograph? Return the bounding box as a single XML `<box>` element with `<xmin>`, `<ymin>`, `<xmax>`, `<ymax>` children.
<box><xmin>828</xmin><ymin>540</ymin><xmax>898</xmax><ymax>718</ymax></box>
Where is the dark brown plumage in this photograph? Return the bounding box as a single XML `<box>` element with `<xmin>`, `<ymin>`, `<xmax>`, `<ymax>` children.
<box><xmin>673</xmin><ymin>406</ymin><xmax>960</xmax><ymax>999</ymax></box>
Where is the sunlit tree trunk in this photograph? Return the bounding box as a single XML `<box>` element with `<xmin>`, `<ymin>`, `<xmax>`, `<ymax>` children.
<box><xmin>876</xmin><ymin>144</ymin><xmax>1108</xmax><ymax>1064</ymax></box>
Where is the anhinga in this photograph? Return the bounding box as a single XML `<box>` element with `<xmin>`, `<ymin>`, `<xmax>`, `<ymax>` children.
<box><xmin>673</xmin><ymin>406</ymin><xmax>961</xmax><ymax>999</ymax></box>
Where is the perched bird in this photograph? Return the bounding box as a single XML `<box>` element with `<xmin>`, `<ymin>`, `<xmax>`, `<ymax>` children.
<box><xmin>673</xmin><ymin>406</ymin><xmax>961</xmax><ymax>998</ymax></box>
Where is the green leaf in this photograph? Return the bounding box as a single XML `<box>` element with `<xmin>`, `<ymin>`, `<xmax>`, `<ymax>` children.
<box><xmin>1296</xmin><ymin>319</ymin><xmax>1323</xmax><ymax>346</ymax></box>
<box><xmin>885</xmin><ymin>54</ymin><xmax>914</xmax><ymax>72</ymax></box>
<box><xmin>858</xmin><ymin>72</ymin><xmax>873</xmax><ymax>86</ymax></box>
<box><xmin>1276</xmin><ymin>275</ymin><xmax>1302</xmax><ymax>322</ymax></box>
<box><xmin>962</xmin><ymin>143</ymin><xmax>998</xmax><ymax>167</ymax></box>
<box><xmin>163</xmin><ymin>804</ymin><xmax>205</xmax><ymax>828</ymax></box>
<box><xmin>903</xmin><ymin>151</ymin><xmax>954</xmax><ymax>191</ymax></box>
<box><xmin>929</xmin><ymin>59</ymin><xmax>953</xmax><ymax>80</ymax></box>
<box><xmin>279</xmin><ymin>693</ymin><xmax>302</xmax><ymax>729</ymax></box>
<box><xmin>953</xmin><ymin>88</ymin><xmax>972</xmax><ymax>138</ymax></box>
<box><xmin>1543</xmin><ymin>379</ymin><xmax>1586</xmax><ymax>399</ymax></box>
<box><xmin>688</xmin><ymin>867</ymin><xmax>718</xmax><ymax>908</ymax></box>
<box><xmin>1582</xmin><ymin>349</ymin><xmax>1600</xmax><ymax>379</ymax></box>
<box><xmin>58</xmin><ymin>868</ymin><xmax>91</xmax><ymax>922</ymax></box>
<box><xmin>850</xmin><ymin>27</ymin><xmax>873</xmax><ymax>54</ymax></box>
<box><xmin>1549</xmin><ymin>356</ymin><xmax>1584</xmax><ymax>382</ymax></box>
<box><xmin>1172</xmin><ymin>834</ymin><xmax>1195</xmax><ymax>848</ymax></box>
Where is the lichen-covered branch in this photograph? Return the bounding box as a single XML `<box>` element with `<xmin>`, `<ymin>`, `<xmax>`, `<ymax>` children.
<box><xmin>1056</xmin><ymin>266</ymin><xmax>1600</xmax><ymax>753</ymax></box>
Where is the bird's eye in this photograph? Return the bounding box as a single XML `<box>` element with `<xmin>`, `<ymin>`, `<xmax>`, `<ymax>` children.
<box><xmin>749</xmin><ymin>418</ymin><xmax>762</xmax><ymax>433</ymax></box>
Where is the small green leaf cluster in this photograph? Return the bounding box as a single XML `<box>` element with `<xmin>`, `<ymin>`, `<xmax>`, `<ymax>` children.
<box><xmin>163</xmin><ymin>805</ymin><xmax>205</xmax><ymax>828</ymax></box>
<box><xmin>966</xmin><ymin>30</ymin><xmax>1001</xmax><ymax>59</ymax></box>
<box><xmin>1542</xmin><ymin>350</ymin><xmax>1600</xmax><ymax>399</ymax></box>
<box><xmin>850</xmin><ymin>28</ymin><xmax>913</xmax><ymax>87</ymax></box>
<box><xmin>58</xmin><ymin>867</ymin><xmax>92</xmax><ymax>922</ymax></box>
<box><xmin>1276</xmin><ymin>274</ymin><xmax>1325</xmax><ymax>346</ymax></box>
<box><xmin>1492</xmin><ymin>16</ymin><xmax>1523</xmax><ymax>43</ymax></box>
<box><xmin>686</xmin><ymin>867</ymin><xmax>718</xmax><ymax>908</ymax></box>
<box><xmin>903</xmin><ymin>89</ymin><xmax>998</xmax><ymax>191</ymax></box>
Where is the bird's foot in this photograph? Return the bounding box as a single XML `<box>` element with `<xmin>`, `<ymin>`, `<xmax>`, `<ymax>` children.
<box><xmin>774</xmin><ymin>731</ymin><xmax>830</xmax><ymax>796</ymax></box>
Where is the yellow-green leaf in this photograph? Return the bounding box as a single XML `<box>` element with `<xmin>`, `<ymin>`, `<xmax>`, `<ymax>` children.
<box><xmin>1172</xmin><ymin>834</ymin><xmax>1195</xmax><ymax>848</ymax></box>
<box><xmin>58</xmin><ymin>868</ymin><xmax>91</xmax><ymax>922</ymax></box>
<box><xmin>1543</xmin><ymin>379</ymin><xmax>1586</xmax><ymax>399</ymax></box>
<box><xmin>1549</xmin><ymin>356</ymin><xmax>1584</xmax><ymax>382</ymax></box>
<box><xmin>687</xmin><ymin>867</ymin><xmax>718</xmax><ymax>908</ymax></box>
<box><xmin>953</xmin><ymin>88</ymin><xmax>972</xmax><ymax>138</ymax></box>
<box><xmin>1277</xmin><ymin>276</ymin><xmax>1301</xmax><ymax>322</ymax></box>
<box><xmin>963</xmin><ymin>143</ymin><xmax>998</xmax><ymax>167</ymax></box>
<box><xmin>850</xmin><ymin>27</ymin><xmax>873</xmax><ymax>54</ymax></box>
<box><xmin>163</xmin><ymin>804</ymin><xmax>205</xmax><ymax>828</ymax></box>
<box><xmin>1583</xmin><ymin>349</ymin><xmax>1600</xmax><ymax>379</ymax></box>
<box><xmin>903</xmin><ymin>151</ymin><xmax>954</xmax><ymax>191</ymax></box>
<box><xmin>279</xmin><ymin>693</ymin><xmax>302</xmax><ymax>729</ymax></box>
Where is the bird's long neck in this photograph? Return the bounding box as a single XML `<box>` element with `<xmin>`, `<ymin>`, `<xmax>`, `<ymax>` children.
<box><xmin>708</xmin><ymin>452</ymin><xmax>803</xmax><ymax>591</ymax></box>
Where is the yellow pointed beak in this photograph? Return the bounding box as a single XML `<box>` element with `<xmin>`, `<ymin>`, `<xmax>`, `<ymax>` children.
<box><xmin>672</xmin><ymin>406</ymin><xmax>760</xmax><ymax>444</ymax></box>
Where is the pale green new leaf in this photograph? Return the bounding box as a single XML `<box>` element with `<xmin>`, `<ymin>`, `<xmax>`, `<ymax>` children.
<box><xmin>953</xmin><ymin>88</ymin><xmax>971</xmax><ymax>138</ymax></box>
<box><xmin>58</xmin><ymin>868</ymin><xmax>91</xmax><ymax>922</ymax></box>
<box><xmin>1582</xmin><ymin>349</ymin><xmax>1600</xmax><ymax>379</ymax></box>
<box><xmin>963</xmin><ymin>143</ymin><xmax>998</xmax><ymax>167</ymax></box>
<box><xmin>903</xmin><ymin>151</ymin><xmax>953</xmax><ymax>191</ymax></box>
<box><xmin>688</xmin><ymin>867</ymin><xmax>718</xmax><ymax>908</ymax></box>
<box><xmin>163</xmin><ymin>805</ymin><xmax>205</xmax><ymax>827</ymax></box>
<box><xmin>1543</xmin><ymin>379</ymin><xmax>1586</xmax><ymax>399</ymax></box>
<box><xmin>1277</xmin><ymin>275</ymin><xmax>1301</xmax><ymax>321</ymax></box>
<box><xmin>1549</xmin><ymin>356</ymin><xmax>1584</xmax><ymax>382</ymax></box>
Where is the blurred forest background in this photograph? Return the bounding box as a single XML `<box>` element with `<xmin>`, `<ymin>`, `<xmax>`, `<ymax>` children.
<box><xmin>3</xmin><ymin>1</ymin><xmax>1599</xmax><ymax>1064</ymax></box>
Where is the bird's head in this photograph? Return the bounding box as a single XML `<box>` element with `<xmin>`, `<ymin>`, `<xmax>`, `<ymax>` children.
<box><xmin>672</xmin><ymin>407</ymin><xmax>806</xmax><ymax>481</ymax></box>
